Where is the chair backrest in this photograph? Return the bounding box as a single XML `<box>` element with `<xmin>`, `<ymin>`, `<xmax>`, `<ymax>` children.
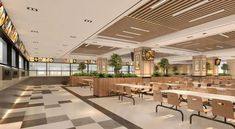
<box><xmin>187</xmin><ymin>95</ymin><xmax>203</xmax><ymax>112</ymax></box>
<box><xmin>167</xmin><ymin>93</ymin><xmax>179</xmax><ymax>106</ymax></box>
<box><xmin>125</xmin><ymin>87</ymin><xmax>132</xmax><ymax>95</ymax></box>
<box><xmin>153</xmin><ymin>90</ymin><xmax>163</xmax><ymax>102</ymax></box>
<box><xmin>225</xmin><ymin>89</ymin><xmax>235</xmax><ymax>96</ymax></box>
<box><xmin>119</xmin><ymin>86</ymin><xmax>125</xmax><ymax>93</ymax></box>
<box><xmin>207</xmin><ymin>88</ymin><xmax>217</xmax><ymax>94</ymax></box>
<box><xmin>212</xmin><ymin>99</ymin><xmax>234</xmax><ymax>119</ymax></box>
<box><xmin>159</xmin><ymin>84</ymin><xmax>168</xmax><ymax>90</ymax></box>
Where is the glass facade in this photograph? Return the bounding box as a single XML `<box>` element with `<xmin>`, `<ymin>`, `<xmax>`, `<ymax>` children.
<box><xmin>19</xmin><ymin>55</ymin><xmax>24</xmax><ymax>69</ymax></box>
<box><xmin>12</xmin><ymin>48</ymin><xmax>16</xmax><ymax>67</ymax></box>
<box><xmin>0</xmin><ymin>38</ymin><xmax>7</xmax><ymax>64</ymax></box>
<box><xmin>29</xmin><ymin>62</ymin><xmax>134</xmax><ymax>76</ymax></box>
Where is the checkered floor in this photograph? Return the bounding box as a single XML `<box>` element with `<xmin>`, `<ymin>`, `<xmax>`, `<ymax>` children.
<box><xmin>0</xmin><ymin>85</ymin><xmax>127</xmax><ymax>129</ymax></box>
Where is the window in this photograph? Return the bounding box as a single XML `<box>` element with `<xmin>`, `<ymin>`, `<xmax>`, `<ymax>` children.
<box><xmin>88</xmin><ymin>64</ymin><xmax>97</xmax><ymax>73</ymax></box>
<box><xmin>12</xmin><ymin>48</ymin><xmax>16</xmax><ymax>67</ymax></box>
<box><xmin>121</xmin><ymin>65</ymin><xmax>129</xmax><ymax>74</ymax></box>
<box><xmin>71</xmin><ymin>64</ymin><xmax>79</xmax><ymax>75</ymax></box>
<box><xmin>108</xmin><ymin>66</ymin><xmax>114</xmax><ymax>74</ymax></box>
<box><xmin>19</xmin><ymin>55</ymin><xmax>24</xmax><ymax>69</ymax></box>
<box><xmin>0</xmin><ymin>38</ymin><xmax>7</xmax><ymax>64</ymax></box>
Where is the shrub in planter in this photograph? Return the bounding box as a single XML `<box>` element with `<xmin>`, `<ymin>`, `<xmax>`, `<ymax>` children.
<box><xmin>107</xmin><ymin>74</ymin><xmax>114</xmax><ymax>78</ymax></box>
<box><xmin>174</xmin><ymin>72</ymin><xmax>180</xmax><ymax>75</ymax></box>
<box><xmin>152</xmin><ymin>71</ymin><xmax>161</xmax><ymax>77</ymax></box>
<box><xmin>181</xmin><ymin>73</ymin><xmax>187</xmax><ymax>76</ymax></box>
<box><xmin>97</xmin><ymin>73</ymin><xmax>106</xmax><ymax>78</ymax></box>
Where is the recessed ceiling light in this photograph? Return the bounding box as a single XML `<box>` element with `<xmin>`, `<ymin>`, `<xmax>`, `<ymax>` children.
<box><xmin>172</xmin><ymin>0</ymin><xmax>209</xmax><ymax>17</ymax></box>
<box><xmin>27</xmin><ymin>7</ymin><xmax>38</xmax><ymax>12</ymax></box>
<box><xmin>70</xmin><ymin>36</ymin><xmax>76</xmax><ymax>38</ymax></box>
<box><xmin>122</xmin><ymin>31</ymin><xmax>141</xmax><ymax>36</ymax></box>
<box><xmin>216</xmin><ymin>45</ymin><xmax>224</xmax><ymax>48</ymax></box>
<box><xmin>116</xmin><ymin>34</ymin><xmax>134</xmax><ymax>39</ymax></box>
<box><xmin>130</xmin><ymin>27</ymin><xmax>150</xmax><ymax>32</ymax></box>
<box><xmin>219</xmin><ymin>33</ymin><xmax>229</xmax><ymax>38</ymax></box>
<box><xmin>98</xmin><ymin>45</ymin><xmax>103</xmax><ymax>48</ymax></box>
<box><xmin>189</xmin><ymin>9</ymin><xmax>225</xmax><ymax>23</ymax></box>
<box><xmin>150</xmin><ymin>0</ymin><xmax>168</xmax><ymax>9</ymax></box>
<box><xmin>31</xmin><ymin>30</ymin><xmax>39</xmax><ymax>33</ymax></box>
<box><xmin>84</xmin><ymin>19</ymin><xmax>92</xmax><ymax>23</ymax></box>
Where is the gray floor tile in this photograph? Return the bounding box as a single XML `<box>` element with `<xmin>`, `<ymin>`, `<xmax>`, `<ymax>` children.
<box><xmin>47</xmin><ymin>115</ymin><xmax>69</xmax><ymax>123</ymax></box>
<box><xmin>98</xmin><ymin>120</ymin><xmax>122</xmax><ymax>129</ymax></box>
<box><xmin>71</xmin><ymin>117</ymin><xmax>96</xmax><ymax>127</ymax></box>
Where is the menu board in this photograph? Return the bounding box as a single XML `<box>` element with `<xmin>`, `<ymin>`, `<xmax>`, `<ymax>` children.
<box><xmin>0</xmin><ymin>3</ymin><xmax>18</xmax><ymax>43</ymax></box>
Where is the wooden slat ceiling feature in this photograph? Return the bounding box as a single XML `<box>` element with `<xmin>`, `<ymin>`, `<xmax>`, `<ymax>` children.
<box><xmin>121</xmin><ymin>52</ymin><xmax>175</xmax><ymax>59</ymax></box>
<box><xmin>129</xmin><ymin>0</ymin><xmax>235</xmax><ymax>30</ymax></box>
<box><xmin>168</xmin><ymin>31</ymin><xmax>235</xmax><ymax>52</ymax></box>
<box><xmin>71</xmin><ymin>44</ymin><xmax>119</xmax><ymax>55</ymax></box>
<box><xmin>98</xmin><ymin>16</ymin><xmax>175</xmax><ymax>42</ymax></box>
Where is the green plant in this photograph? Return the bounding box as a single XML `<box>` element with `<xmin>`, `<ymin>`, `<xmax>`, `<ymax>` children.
<box><xmin>158</xmin><ymin>58</ymin><xmax>170</xmax><ymax>76</ymax></box>
<box><xmin>152</xmin><ymin>71</ymin><xmax>161</xmax><ymax>77</ymax></box>
<box><xmin>97</xmin><ymin>73</ymin><xmax>106</xmax><ymax>78</ymax></box>
<box><xmin>90</xmin><ymin>71</ymin><xmax>98</xmax><ymax>76</ymax></box>
<box><xmin>181</xmin><ymin>73</ymin><xmax>187</xmax><ymax>76</ymax></box>
<box><xmin>109</xmin><ymin>54</ymin><xmax>122</xmax><ymax>75</ymax></box>
<box><xmin>107</xmin><ymin>74</ymin><xmax>114</xmax><ymax>78</ymax></box>
<box><xmin>78</xmin><ymin>62</ymin><xmax>86</xmax><ymax>73</ymax></box>
<box><xmin>154</xmin><ymin>64</ymin><xmax>160</xmax><ymax>72</ymax></box>
<box><xmin>221</xmin><ymin>63</ymin><xmax>229</xmax><ymax>74</ymax></box>
<box><xmin>174</xmin><ymin>72</ymin><xmax>180</xmax><ymax>75</ymax></box>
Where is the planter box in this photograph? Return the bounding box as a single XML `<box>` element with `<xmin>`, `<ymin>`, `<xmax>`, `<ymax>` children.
<box><xmin>70</xmin><ymin>76</ymin><xmax>93</xmax><ymax>86</ymax></box>
<box><xmin>93</xmin><ymin>77</ymin><xmax>143</xmax><ymax>97</ymax></box>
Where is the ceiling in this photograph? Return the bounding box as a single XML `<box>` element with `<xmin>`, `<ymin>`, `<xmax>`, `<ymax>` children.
<box><xmin>1</xmin><ymin>0</ymin><xmax>143</xmax><ymax>57</ymax></box>
<box><xmin>2</xmin><ymin>0</ymin><xmax>235</xmax><ymax>63</ymax></box>
<box><xmin>98</xmin><ymin>0</ymin><xmax>235</xmax><ymax>42</ymax></box>
<box><xmin>72</xmin><ymin>44</ymin><xmax>119</xmax><ymax>56</ymax></box>
<box><xmin>168</xmin><ymin>31</ymin><xmax>235</xmax><ymax>52</ymax></box>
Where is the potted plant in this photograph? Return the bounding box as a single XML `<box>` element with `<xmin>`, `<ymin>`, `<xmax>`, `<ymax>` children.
<box><xmin>221</xmin><ymin>63</ymin><xmax>229</xmax><ymax>75</ymax></box>
<box><xmin>158</xmin><ymin>58</ymin><xmax>170</xmax><ymax>76</ymax></box>
<box><xmin>108</xmin><ymin>53</ymin><xmax>122</xmax><ymax>75</ymax></box>
<box><xmin>78</xmin><ymin>62</ymin><xmax>86</xmax><ymax>73</ymax></box>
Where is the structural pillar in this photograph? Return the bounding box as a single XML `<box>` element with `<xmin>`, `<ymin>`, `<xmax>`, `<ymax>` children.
<box><xmin>192</xmin><ymin>55</ymin><xmax>207</xmax><ymax>76</ymax></box>
<box><xmin>134</xmin><ymin>47</ymin><xmax>154</xmax><ymax>77</ymax></box>
<box><xmin>206</xmin><ymin>57</ymin><xmax>219</xmax><ymax>76</ymax></box>
<box><xmin>227</xmin><ymin>59</ymin><xmax>235</xmax><ymax>78</ymax></box>
<box><xmin>97</xmin><ymin>57</ymin><xmax>108</xmax><ymax>73</ymax></box>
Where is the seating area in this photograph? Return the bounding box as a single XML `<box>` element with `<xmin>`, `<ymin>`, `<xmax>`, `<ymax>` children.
<box><xmin>2</xmin><ymin>0</ymin><xmax>235</xmax><ymax>129</ymax></box>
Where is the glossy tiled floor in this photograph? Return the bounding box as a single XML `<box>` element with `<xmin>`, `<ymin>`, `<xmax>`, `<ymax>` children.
<box><xmin>0</xmin><ymin>85</ymin><xmax>127</xmax><ymax>129</ymax></box>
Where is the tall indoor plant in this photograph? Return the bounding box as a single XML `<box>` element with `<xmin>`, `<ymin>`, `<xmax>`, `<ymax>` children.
<box><xmin>158</xmin><ymin>58</ymin><xmax>170</xmax><ymax>76</ymax></box>
<box><xmin>109</xmin><ymin>53</ymin><xmax>122</xmax><ymax>75</ymax></box>
<box><xmin>221</xmin><ymin>63</ymin><xmax>229</xmax><ymax>74</ymax></box>
<box><xmin>78</xmin><ymin>62</ymin><xmax>86</xmax><ymax>73</ymax></box>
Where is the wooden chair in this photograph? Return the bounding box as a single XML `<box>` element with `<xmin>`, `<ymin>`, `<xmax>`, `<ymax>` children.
<box><xmin>225</xmin><ymin>89</ymin><xmax>235</xmax><ymax>96</ymax></box>
<box><xmin>211</xmin><ymin>99</ymin><xmax>235</xmax><ymax>128</ymax></box>
<box><xmin>122</xmin><ymin>87</ymin><xmax>135</xmax><ymax>105</ymax></box>
<box><xmin>156</xmin><ymin>93</ymin><xmax>184</xmax><ymax>121</ymax></box>
<box><xmin>188</xmin><ymin>95</ymin><xmax>211</xmax><ymax>124</ymax></box>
